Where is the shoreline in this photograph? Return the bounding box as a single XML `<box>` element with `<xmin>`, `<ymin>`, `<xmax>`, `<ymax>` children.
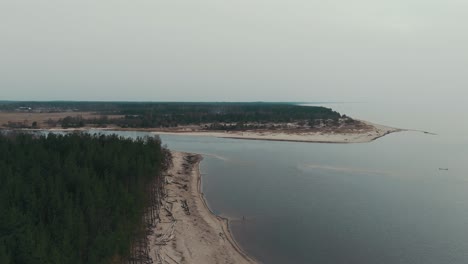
<box><xmin>194</xmin><ymin>155</ymin><xmax>258</xmax><ymax>263</ymax></box>
<box><xmin>149</xmin><ymin>151</ymin><xmax>257</xmax><ymax>264</ymax></box>
<box><xmin>150</xmin><ymin>121</ymin><xmax>404</xmax><ymax>144</ymax></box>
<box><xmin>5</xmin><ymin>120</ymin><xmax>410</xmax><ymax>144</ymax></box>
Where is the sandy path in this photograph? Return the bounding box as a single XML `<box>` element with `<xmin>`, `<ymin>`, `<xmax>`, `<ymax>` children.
<box><xmin>149</xmin><ymin>151</ymin><xmax>258</xmax><ymax>264</ymax></box>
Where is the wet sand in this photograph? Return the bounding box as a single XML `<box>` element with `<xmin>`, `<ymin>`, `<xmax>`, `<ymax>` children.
<box><xmin>148</xmin><ymin>151</ymin><xmax>257</xmax><ymax>264</ymax></box>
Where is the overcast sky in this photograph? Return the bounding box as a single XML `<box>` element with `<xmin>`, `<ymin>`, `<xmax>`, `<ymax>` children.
<box><xmin>1</xmin><ymin>0</ymin><xmax>467</xmax><ymax>102</ymax></box>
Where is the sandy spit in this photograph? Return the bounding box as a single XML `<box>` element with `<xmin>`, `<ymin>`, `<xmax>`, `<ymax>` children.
<box><xmin>148</xmin><ymin>151</ymin><xmax>258</xmax><ymax>264</ymax></box>
<box><xmin>8</xmin><ymin>121</ymin><xmax>415</xmax><ymax>144</ymax></box>
<box><xmin>151</xmin><ymin>121</ymin><xmax>403</xmax><ymax>144</ymax></box>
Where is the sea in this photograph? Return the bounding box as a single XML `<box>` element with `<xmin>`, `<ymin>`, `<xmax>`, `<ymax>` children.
<box><xmin>95</xmin><ymin>102</ymin><xmax>468</xmax><ymax>264</ymax></box>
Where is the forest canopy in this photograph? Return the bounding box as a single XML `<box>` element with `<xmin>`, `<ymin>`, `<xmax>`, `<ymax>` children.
<box><xmin>0</xmin><ymin>132</ymin><xmax>168</xmax><ymax>264</ymax></box>
<box><xmin>0</xmin><ymin>102</ymin><xmax>347</xmax><ymax>129</ymax></box>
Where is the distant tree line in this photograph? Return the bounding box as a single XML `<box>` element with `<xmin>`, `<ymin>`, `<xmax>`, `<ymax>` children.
<box><xmin>60</xmin><ymin>116</ymin><xmax>85</xmax><ymax>128</ymax></box>
<box><xmin>4</xmin><ymin>121</ymin><xmax>38</xmax><ymax>129</ymax></box>
<box><xmin>114</xmin><ymin>103</ymin><xmax>343</xmax><ymax>127</ymax></box>
<box><xmin>1</xmin><ymin>102</ymin><xmax>354</xmax><ymax>130</ymax></box>
<box><xmin>0</xmin><ymin>132</ymin><xmax>170</xmax><ymax>264</ymax></box>
<box><xmin>109</xmin><ymin>103</ymin><xmax>349</xmax><ymax>129</ymax></box>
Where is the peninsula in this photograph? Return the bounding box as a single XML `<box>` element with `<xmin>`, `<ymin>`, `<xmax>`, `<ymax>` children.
<box><xmin>0</xmin><ymin>102</ymin><xmax>402</xmax><ymax>143</ymax></box>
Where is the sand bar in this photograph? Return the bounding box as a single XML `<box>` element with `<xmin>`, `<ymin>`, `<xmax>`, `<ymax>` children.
<box><xmin>5</xmin><ymin>121</ymin><xmax>411</xmax><ymax>144</ymax></box>
<box><xmin>150</xmin><ymin>121</ymin><xmax>403</xmax><ymax>143</ymax></box>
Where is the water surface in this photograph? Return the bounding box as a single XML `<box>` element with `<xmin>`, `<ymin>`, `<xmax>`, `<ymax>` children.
<box><xmin>94</xmin><ymin>102</ymin><xmax>468</xmax><ymax>264</ymax></box>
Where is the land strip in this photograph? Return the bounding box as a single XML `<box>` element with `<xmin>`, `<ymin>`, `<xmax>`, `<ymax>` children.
<box><xmin>149</xmin><ymin>151</ymin><xmax>257</xmax><ymax>264</ymax></box>
<box><xmin>149</xmin><ymin>121</ymin><xmax>401</xmax><ymax>143</ymax></box>
<box><xmin>0</xmin><ymin>111</ymin><xmax>406</xmax><ymax>143</ymax></box>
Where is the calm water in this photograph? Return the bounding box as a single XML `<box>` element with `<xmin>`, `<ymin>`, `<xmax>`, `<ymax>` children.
<box><xmin>95</xmin><ymin>102</ymin><xmax>468</xmax><ymax>264</ymax></box>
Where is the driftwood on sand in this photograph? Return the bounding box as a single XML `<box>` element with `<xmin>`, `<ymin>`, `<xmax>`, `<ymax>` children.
<box><xmin>148</xmin><ymin>151</ymin><xmax>257</xmax><ymax>264</ymax></box>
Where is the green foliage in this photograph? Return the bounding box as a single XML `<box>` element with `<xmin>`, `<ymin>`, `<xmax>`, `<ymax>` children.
<box><xmin>0</xmin><ymin>102</ymin><xmax>346</xmax><ymax>130</ymax></box>
<box><xmin>61</xmin><ymin>116</ymin><xmax>85</xmax><ymax>128</ymax></box>
<box><xmin>105</xmin><ymin>103</ymin><xmax>342</xmax><ymax>129</ymax></box>
<box><xmin>0</xmin><ymin>133</ymin><xmax>166</xmax><ymax>264</ymax></box>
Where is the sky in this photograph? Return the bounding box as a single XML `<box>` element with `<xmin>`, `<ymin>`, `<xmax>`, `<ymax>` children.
<box><xmin>1</xmin><ymin>0</ymin><xmax>467</xmax><ymax>102</ymax></box>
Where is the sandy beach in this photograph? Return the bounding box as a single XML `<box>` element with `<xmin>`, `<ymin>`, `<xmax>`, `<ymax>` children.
<box><xmin>149</xmin><ymin>151</ymin><xmax>257</xmax><ymax>264</ymax></box>
<box><xmin>1</xmin><ymin>111</ymin><xmax>405</xmax><ymax>144</ymax></box>
<box><xmin>150</xmin><ymin>121</ymin><xmax>402</xmax><ymax>143</ymax></box>
<box><xmin>10</xmin><ymin>122</ymin><xmax>402</xmax><ymax>143</ymax></box>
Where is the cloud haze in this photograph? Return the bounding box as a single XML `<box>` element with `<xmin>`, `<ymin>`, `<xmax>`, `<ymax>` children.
<box><xmin>1</xmin><ymin>0</ymin><xmax>467</xmax><ymax>102</ymax></box>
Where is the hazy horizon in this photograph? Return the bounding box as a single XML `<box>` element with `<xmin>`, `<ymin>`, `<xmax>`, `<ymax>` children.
<box><xmin>1</xmin><ymin>1</ymin><xmax>467</xmax><ymax>103</ymax></box>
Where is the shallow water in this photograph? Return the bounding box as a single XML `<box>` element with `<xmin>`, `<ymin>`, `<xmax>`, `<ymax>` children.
<box><xmin>91</xmin><ymin>102</ymin><xmax>468</xmax><ymax>264</ymax></box>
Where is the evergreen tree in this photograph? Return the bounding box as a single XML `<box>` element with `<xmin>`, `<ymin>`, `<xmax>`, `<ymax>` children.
<box><xmin>0</xmin><ymin>133</ymin><xmax>168</xmax><ymax>264</ymax></box>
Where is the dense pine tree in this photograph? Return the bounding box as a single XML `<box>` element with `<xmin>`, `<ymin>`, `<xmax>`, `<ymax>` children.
<box><xmin>0</xmin><ymin>132</ymin><xmax>168</xmax><ymax>264</ymax></box>
<box><xmin>0</xmin><ymin>102</ymin><xmax>347</xmax><ymax>129</ymax></box>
